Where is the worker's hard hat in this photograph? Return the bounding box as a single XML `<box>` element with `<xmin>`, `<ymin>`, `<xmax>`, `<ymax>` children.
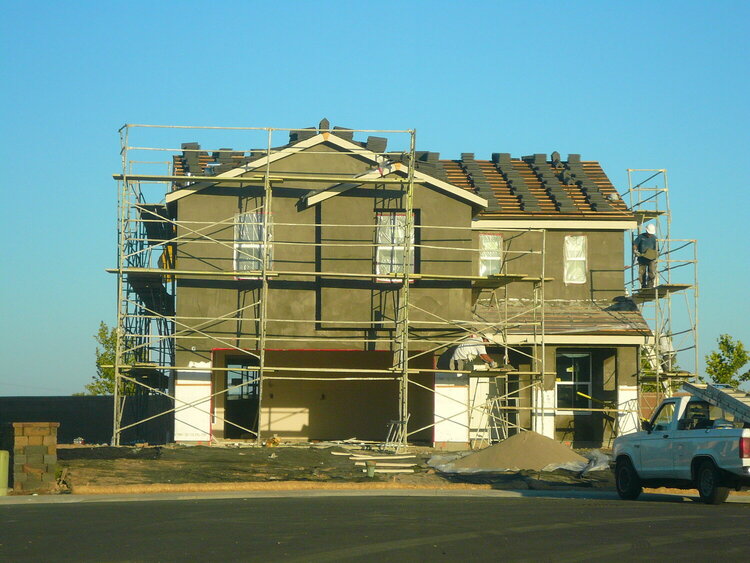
<box><xmin>646</xmin><ymin>224</ymin><xmax>656</xmax><ymax>234</ymax></box>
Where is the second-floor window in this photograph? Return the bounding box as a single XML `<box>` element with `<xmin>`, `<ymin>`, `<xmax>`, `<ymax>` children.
<box><xmin>563</xmin><ymin>235</ymin><xmax>587</xmax><ymax>284</ymax></box>
<box><xmin>235</xmin><ymin>212</ymin><xmax>272</xmax><ymax>275</ymax></box>
<box><xmin>375</xmin><ymin>212</ymin><xmax>414</xmax><ymax>280</ymax></box>
<box><xmin>479</xmin><ymin>233</ymin><xmax>503</xmax><ymax>276</ymax></box>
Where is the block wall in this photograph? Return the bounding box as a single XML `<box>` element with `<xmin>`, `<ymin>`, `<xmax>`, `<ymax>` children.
<box><xmin>1</xmin><ymin>422</ymin><xmax>59</xmax><ymax>493</ymax></box>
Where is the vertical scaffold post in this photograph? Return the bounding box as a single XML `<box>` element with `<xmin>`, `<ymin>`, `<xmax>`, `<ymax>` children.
<box><xmin>112</xmin><ymin>125</ymin><xmax>130</xmax><ymax>446</ymax></box>
<box><xmin>255</xmin><ymin>128</ymin><xmax>274</xmax><ymax>446</ymax></box>
<box><xmin>394</xmin><ymin>130</ymin><xmax>417</xmax><ymax>447</ymax></box>
<box><xmin>540</xmin><ymin>229</ymin><xmax>547</xmax><ymax>430</ymax></box>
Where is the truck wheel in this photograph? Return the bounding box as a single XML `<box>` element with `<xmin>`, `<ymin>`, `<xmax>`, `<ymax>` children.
<box><xmin>696</xmin><ymin>460</ymin><xmax>730</xmax><ymax>504</ymax></box>
<box><xmin>615</xmin><ymin>458</ymin><xmax>642</xmax><ymax>500</ymax></box>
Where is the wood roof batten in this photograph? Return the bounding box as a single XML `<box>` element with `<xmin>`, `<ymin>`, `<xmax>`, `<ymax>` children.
<box><xmin>166</xmin><ymin>132</ymin><xmax>489</xmax><ymax>210</ymax></box>
<box><xmin>165</xmin><ymin>130</ymin><xmax>634</xmax><ymax>224</ymax></box>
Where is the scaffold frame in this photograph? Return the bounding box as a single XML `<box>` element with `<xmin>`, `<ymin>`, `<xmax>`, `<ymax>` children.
<box><xmin>624</xmin><ymin>169</ymin><xmax>699</xmax><ymax>407</ymax></box>
<box><xmin>111</xmin><ymin>122</ymin><xmax>557</xmax><ymax>447</ymax></box>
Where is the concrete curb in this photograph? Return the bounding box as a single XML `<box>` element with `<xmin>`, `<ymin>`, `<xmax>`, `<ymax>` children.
<box><xmin>2</xmin><ymin>486</ymin><xmax>747</xmax><ymax>506</ymax></box>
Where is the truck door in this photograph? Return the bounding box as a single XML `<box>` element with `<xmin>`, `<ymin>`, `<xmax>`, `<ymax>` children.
<box><xmin>672</xmin><ymin>401</ymin><xmax>713</xmax><ymax>481</ymax></box>
<box><xmin>639</xmin><ymin>400</ymin><xmax>677</xmax><ymax>478</ymax></box>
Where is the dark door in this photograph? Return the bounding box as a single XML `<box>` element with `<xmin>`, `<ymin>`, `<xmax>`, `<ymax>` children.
<box><xmin>225</xmin><ymin>363</ymin><xmax>259</xmax><ymax>439</ymax></box>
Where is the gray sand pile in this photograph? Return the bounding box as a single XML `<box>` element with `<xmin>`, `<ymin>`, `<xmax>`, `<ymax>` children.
<box><xmin>448</xmin><ymin>431</ymin><xmax>588</xmax><ymax>472</ymax></box>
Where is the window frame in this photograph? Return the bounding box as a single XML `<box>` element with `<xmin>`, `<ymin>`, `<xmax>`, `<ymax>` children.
<box><xmin>651</xmin><ymin>401</ymin><xmax>676</xmax><ymax>432</ymax></box>
<box><xmin>374</xmin><ymin>211</ymin><xmax>417</xmax><ymax>283</ymax></box>
<box><xmin>555</xmin><ymin>351</ymin><xmax>593</xmax><ymax>415</ymax></box>
<box><xmin>234</xmin><ymin>211</ymin><xmax>273</xmax><ymax>279</ymax></box>
<box><xmin>478</xmin><ymin>232</ymin><xmax>504</xmax><ymax>277</ymax></box>
<box><xmin>563</xmin><ymin>234</ymin><xmax>587</xmax><ymax>285</ymax></box>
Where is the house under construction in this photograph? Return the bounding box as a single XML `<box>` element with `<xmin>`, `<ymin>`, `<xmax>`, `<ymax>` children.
<box><xmin>110</xmin><ymin>120</ymin><xmax>697</xmax><ymax>448</ymax></box>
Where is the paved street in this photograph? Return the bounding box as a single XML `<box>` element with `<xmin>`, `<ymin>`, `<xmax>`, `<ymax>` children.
<box><xmin>1</xmin><ymin>491</ymin><xmax>748</xmax><ymax>561</ymax></box>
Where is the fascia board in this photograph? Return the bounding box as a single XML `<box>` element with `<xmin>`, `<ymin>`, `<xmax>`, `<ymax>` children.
<box><xmin>305</xmin><ymin>135</ymin><xmax>488</xmax><ymax>208</ymax></box>
<box><xmin>323</xmin><ymin>135</ymin><xmax>487</xmax><ymax>205</ymax></box>
<box><xmin>166</xmin><ymin>131</ymin><xmax>488</xmax><ymax>209</ymax></box>
<box><xmin>503</xmin><ymin>334</ymin><xmax>648</xmax><ymax>345</ymax></box>
<box><xmin>472</xmin><ymin>219</ymin><xmax>638</xmax><ymax>231</ymax></box>
<box><xmin>305</xmin><ymin>163</ymin><xmax>404</xmax><ymax>206</ymax></box>
<box><xmin>167</xmin><ymin>133</ymin><xmax>331</xmax><ymax>203</ymax></box>
<box><xmin>412</xmin><ymin>170</ymin><xmax>488</xmax><ymax>207</ymax></box>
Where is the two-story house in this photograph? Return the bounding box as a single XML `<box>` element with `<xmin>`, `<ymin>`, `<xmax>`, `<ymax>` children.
<box><xmin>124</xmin><ymin>121</ymin><xmax>647</xmax><ymax>448</ymax></box>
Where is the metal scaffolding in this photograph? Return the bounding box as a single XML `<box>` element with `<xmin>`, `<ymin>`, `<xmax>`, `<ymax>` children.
<box><xmin>111</xmin><ymin>123</ymin><xmax>551</xmax><ymax>447</ymax></box>
<box><xmin>624</xmin><ymin>169</ymin><xmax>699</xmax><ymax>407</ymax></box>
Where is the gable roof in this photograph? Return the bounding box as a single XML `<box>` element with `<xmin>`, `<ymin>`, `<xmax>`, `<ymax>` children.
<box><xmin>438</xmin><ymin>153</ymin><xmax>633</xmax><ymax>220</ymax></box>
<box><xmin>166</xmin><ymin>132</ymin><xmax>488</xmax><ymax>209</ymax></box>
<box><xmin>166</xmin><ymin>126</ymin><xmax>633</xmax><ymax>221</ymax></box>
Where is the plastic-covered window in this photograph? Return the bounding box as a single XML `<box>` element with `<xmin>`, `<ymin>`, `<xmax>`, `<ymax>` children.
<box><xmin>235</xmin><ymin>212</ymin><xmax>272</xmax><ymax>275</ymax></box>
<box><xmin>563</xmin><ymin>235</ymin><xmax>587</xmax><ymax>284</ymax></box>
<box><xmin>479</xmin><ymin>233</ymin><xmax>503</xmax><ymax>277</ymax></box>
<box><xmin>376</xmin><ymin>213</ymin><xmax>414</xmax><ymax>278</ymax></box>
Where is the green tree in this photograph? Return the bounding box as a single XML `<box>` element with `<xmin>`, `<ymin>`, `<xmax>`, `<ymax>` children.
<box><xmin>704</xmin><ymin>334</ymin><xmax>750</xmax><ymax>388</ymax></box>
<box><xmin>86</xmin><ymin>321</ymin><xmax>135</xmax><ymax>395</ymax></box>
<box><xmin>85</xmin><ymin>321</ymin><xmax>118</xmax><ymax>395</ymax></box>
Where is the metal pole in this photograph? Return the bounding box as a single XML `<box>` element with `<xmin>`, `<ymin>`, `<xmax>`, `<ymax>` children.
<box><xmin>540</xmin><ymin>229</ymin><xmax>546</xmax><ymax>435</ymax></box>
<box><xmin>693</xmin><ymin>240</ymin><xmax>700</xmax><ymax>380</ymax></box>
<box><xmin>112</xmin><ymin>125</ymin><xmax>131</xmax><ymax>446</ymax></box>
<box><xmin>395</xmin><ymin>129</ymin><xmax>417</xmax><ymax>447</ymax></box>
<box><xmin>255</xmin><ymin>128</ymin><xmax>273</xmax><ymax>445</ymax></box>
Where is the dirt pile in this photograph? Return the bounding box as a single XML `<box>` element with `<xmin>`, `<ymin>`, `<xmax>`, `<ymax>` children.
<box><xmin>441</xmin><ymin>432</ymin><xmax>588</xmax><ymax>473</ymax></box>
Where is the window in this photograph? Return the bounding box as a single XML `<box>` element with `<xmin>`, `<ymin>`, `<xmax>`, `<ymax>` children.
<box><xmin>235</xmin><ymin>212</ymin><xmax>272</xmax><ymax>276</ymax></box>
<box><xmin>226</xmin><ymin>363</ymin><xmax>260</xmax><ymax>400</ymax></box>
<box><xmin>651</xmin><ymin>402</ymin><xmax>675</xmax><ymax>432</ymax></box>
<box><xmin>375</xmin><ymin>212</ymin><xmax>414</xmax><ymax>280</ymax></box>
<box><xmin>563</xmin><ymin>235</ymin><xmax>587</xmax><ymax>284</ymax></box>
<box><xmin>479</xmin><ymin>233</ymin><xmax>503</xmax><ymax>276</ymax></box>
<box><xmin>678</xmin><ymin>401</ymin><xmax>712</xmax><ymax>430</ymax></box>
<box><xmin>556</xmin><ymin>351</ymin><xmax>592</xmax><ymax>413</ymax></box>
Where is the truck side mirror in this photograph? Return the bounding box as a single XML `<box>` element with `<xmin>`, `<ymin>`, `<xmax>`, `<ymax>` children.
<box><xmin>641</xmin><ymin>420</ymin><xmax>653</xmax><ymax>433</ymax></box>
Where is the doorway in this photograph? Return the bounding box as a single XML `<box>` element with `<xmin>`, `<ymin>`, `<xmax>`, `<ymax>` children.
<box><xmin>224</xmin><ymin>362</ymin><xmax>259</xmax><ymax>439</ymax></box>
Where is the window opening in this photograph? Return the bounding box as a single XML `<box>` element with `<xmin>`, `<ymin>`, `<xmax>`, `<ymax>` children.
<box><xmin>678</xmin><ymin>400</ymin><xmax>712</xmax><ymax>430</ymax></box>
<box><xmin>226</xmin><ymin>364</ymin><xmax>260</xmax><ymax>400</ymax></box>
<box><xmin>479</xmin><ymin>233</ymin><xmax>503</xmax><ymax>276</ymax></box>
<box><xmin>563</xmin><ymin>235</ymin><xmax>587</xmax><ymax>284</ymax></box>
<box><xmin>235</xmin><ymin>212</ymin><xmax>272</xmax><ymax>278</ymax></box>
<box><xmin>375</xmin><ymin>212</ymin><xmax>415</xmax><ymax>281</ymax></box>
<box><xmin>651</xmin><ymin>401</ymin><xmax>675</xmax><ymax>431</ymax></box>
<box><xmin>556</xmin><ymin>351</ymin><xmax>592</xmax><ymax>413</ymax></box>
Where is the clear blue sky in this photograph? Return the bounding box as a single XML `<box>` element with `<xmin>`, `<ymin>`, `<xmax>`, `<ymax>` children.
<box><xmin>1</xmin><ymin>1</ymin><xmax>748</xmax><ymax>396</ymax></box>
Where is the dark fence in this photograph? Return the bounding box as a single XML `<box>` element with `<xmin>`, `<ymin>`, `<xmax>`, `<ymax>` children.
<box><xmin>0</xmin><ymin>395</ymin><xmax>174</xmax><ymax>445</ymax></box>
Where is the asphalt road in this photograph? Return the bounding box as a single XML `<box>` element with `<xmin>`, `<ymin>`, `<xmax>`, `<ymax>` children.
<box><xmin>1</xmin><ymin>491</ymin><xmax>749</xmax><ymax>562</ymax></box>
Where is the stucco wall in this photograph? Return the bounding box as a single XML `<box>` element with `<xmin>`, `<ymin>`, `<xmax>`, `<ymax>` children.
<box><xmin>474</xmin><ymin>228</ymin><xmax>626</xmax><ymax>301</ymax></box>
<box><xmin>210</xmin><ymin>350</ymin><xmax>434</xmax><ymax>442</ymax></box>
<box><xmin>174</xmin><ymin>144</ymin><xmax>475</xmax><ymax>368</ymax></box>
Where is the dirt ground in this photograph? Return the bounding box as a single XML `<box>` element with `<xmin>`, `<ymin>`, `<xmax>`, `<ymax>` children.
<box><xmin>53</xmin><ymin>443</ymin><xmax>618</xmax><ymax>495</ymax></box>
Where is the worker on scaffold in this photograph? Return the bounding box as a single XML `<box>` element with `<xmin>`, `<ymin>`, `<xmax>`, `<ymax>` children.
<box><xmin>450</xmin><ymin>333</ymin><xmax>497</xmax><ymax>375</ymax></box>
<box><xmin>632</xmin><ymin>223</ymin><xmax>658</xmax><ymax>289</ymax></box>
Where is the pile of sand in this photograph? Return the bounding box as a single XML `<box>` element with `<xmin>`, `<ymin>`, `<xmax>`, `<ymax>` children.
<box><xmin>439</xmin><ymin>431</ymin><xmax>588</xmax><ymax>473</ymax></box>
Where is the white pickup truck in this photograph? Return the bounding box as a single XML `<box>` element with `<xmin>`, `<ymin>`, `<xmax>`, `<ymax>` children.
<box><xmin>613</xmin><ymin>384</ymin><xmax>750</xmax><ymax>504</ymax></box>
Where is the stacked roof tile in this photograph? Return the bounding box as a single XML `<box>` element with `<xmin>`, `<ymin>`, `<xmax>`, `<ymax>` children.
<box><xmin>171</xmin><ymin>128</ymin><xmax>632</xmax><ymax>219</ymax></box>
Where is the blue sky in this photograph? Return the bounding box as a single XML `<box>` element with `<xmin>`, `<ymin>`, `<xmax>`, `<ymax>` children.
<box><xmin>1</xmin><ymin>0</ymin><xmax>748</xmax><ymax>396</ymax></box>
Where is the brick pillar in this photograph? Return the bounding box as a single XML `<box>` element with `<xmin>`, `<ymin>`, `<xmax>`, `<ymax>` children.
<box><xmin>5</xmin><ymin>423</ymin><xmax>60</xmax><ymax>494</ymax></box>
